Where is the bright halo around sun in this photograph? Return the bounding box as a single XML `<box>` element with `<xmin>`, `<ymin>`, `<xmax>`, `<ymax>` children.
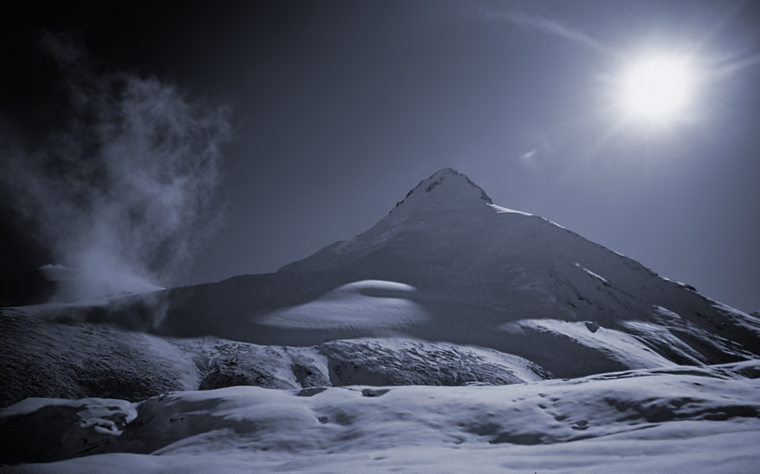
<box><xmin>619</xmin><ymin>55</ymin><xmax>694</xmax><ymax>125</ymax></box>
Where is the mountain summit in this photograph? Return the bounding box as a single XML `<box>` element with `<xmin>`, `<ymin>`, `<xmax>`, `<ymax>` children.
<box><xmin>390</xmin><ymin>168</ymin><xmax>493</xmax><ymax>212</ymax></box>
<box><xmin>279</xmin><ymin>168</ymin><xmax>525</xmax><ymax>274</ymax></box>
<box><xmin>68</xmin><ymin>169</ymin><xmax>760</xmax><ymax>377</ymax></box>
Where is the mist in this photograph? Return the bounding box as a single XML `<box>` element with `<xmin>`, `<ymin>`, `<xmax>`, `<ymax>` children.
<box><xmin>0</xmin><ymin>36</ymin><xmax>232</xmax><ymax>302</ymax></box>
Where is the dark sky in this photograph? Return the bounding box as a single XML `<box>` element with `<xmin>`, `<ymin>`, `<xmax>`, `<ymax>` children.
<box><xmin>1</xmin><ymin>0</ymin><xmax>759</xmax><ymax>312</ymax></box>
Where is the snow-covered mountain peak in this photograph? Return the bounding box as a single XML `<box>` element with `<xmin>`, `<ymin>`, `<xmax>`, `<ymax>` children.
<box><xmin>390</xmin><ymin>168</ymin><xmax>492</xmax><ymax>214</ymax></box>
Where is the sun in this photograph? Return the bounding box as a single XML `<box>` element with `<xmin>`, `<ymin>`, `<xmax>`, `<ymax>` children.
<box><xmin>619</xmin><ymin>55</ymin><xmax>694</xmax><ymax>124</ymax></box>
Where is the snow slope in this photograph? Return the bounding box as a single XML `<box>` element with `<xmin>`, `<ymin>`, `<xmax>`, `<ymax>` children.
<box><xmin>2</xmin><ymin>361</ymin><xmax>759</xmax><ymax>472</ymax></box>
<box><xmin>88</xmin><ymin>168</ymin><xmax>760</xmax><ymax>378</ymax></box>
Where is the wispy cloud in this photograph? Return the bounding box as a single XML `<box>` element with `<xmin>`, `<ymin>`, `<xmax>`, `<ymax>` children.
<box><xmin>0</xmin><ymin>34</ymin><xmax>233</xmax><ymax>303</ymax></box>
<box><xmin>515</xmin><ymin>131</ymin><xmax>555</xmax><ymax>166</ymax></box>
<box><xmin>520</xmin><ymin>148</ymin><xmax>537</xmax><ymax>162</ymax></box>
<box><xmin>694</xmin><ymin>0</ymin><xmax>748</xmax><ymax>51</ymax></box>
<box><xmin>693</xmin><ymin>1</ymin><xmax>760</xmax><ymax>77</ymax></box>
<box><xmin>715</xmin><ymin>49</ymin><xmax>760</xmax><ymax>77</ymax></box>
<box><xmin>479</xmin><ymin>8</ymin><xmax>613</xmax><ymax>58</ymax></box>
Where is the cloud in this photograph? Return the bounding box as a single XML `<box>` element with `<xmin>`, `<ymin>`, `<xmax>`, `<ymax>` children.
<box><xmin>0</xmin><ymin>35</ymin><xmax>233</xmax><ymax>303</ymax></box>
<box><xmin>715</xmin><ymin>50</ymin><xmax>760</xmax><ymax>77</ymax></box>
<box><xmin>485</xmin><ymin>3</ymin><xmax>760</xmax><ymax>77</ymax></box>
<box><xmin>515</xmin><ymin>129</ymin><xmax>556</xmax><ymax>165</ymax></box>
<box><xmin>694</xmin><ymin>0</ymin><xmax>748</xmax><ymax>51</ymax></box>
<box><xmin>692</xmin><ymin>1</ymin><xmax>760</xmax><ymax>78</ymax></box>
<box><xmin>520</xmin><ymin>148</ymin><xmax>537</xmax><ymax>162</ymax></box>
<box><xmin>480</xmin><ymin>8</ymin><xmax>612</xmax><ymax>57</ymax></box>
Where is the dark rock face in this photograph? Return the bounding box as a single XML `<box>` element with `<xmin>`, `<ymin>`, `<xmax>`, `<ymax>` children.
<box><xmin>0</xmin><ymin>405</ymin><xmax>84</xmax><ymax>465</ymax></box>
<box><xmin>0</xmin><ymin>308</ymin><xmax>198</xmax><ymax>408</ymax></box>
<box><xmin>320</xmin><ymin>339</ymin><xmax>546</xmax><ymax>387</ymax></box>
<box><xmin>291</xmin><ymin>361</ymin><xmax>331</xmax><ymax>388</ymax></box>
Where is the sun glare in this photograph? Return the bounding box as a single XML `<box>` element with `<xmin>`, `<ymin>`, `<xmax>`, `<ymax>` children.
<box><xmin>620</xmin><ymin>55</ymin><xmax>694</xmax><ymax>124</ymax></box>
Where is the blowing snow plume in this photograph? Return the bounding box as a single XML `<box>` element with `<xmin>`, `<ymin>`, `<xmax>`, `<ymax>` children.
<box><xmin>0</xmin><ymin>36</ymin><xmax>232</xmax><ymax>303</ymax></box>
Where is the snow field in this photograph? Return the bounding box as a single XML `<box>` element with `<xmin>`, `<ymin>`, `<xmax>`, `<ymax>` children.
<box><xmin>2</xmin><ymin>363</ymin><xmax>759</xmax><ymax>472</ymax></box>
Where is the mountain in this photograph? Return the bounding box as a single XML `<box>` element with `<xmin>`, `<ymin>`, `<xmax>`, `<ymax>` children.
<box><xmin>88</xmin><ymin>168</ymin><xmax>760</xmax><ymax>378</ymax></box>
<box><xmin>5</xmin><ymin>166</ymin><xmax>759</xmax><ymax>405</ymax></box>
<box><xmin>2</xmin><ymin>168</ymin><xmax>760</xmax><ymax>471</ymax></box>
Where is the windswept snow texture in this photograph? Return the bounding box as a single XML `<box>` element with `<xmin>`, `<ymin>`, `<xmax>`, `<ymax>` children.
<box><xmin>92</xmin><ymin>167</ymin><xmax>760</xmax><ymax>378</ymax></box>
<box><xmin>1</xmin><ymin>362</ymin><xmax>759</xmax><ymax>472</ymax></box>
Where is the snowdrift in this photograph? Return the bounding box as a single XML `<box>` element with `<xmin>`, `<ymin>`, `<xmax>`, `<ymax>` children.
<box><xmin>2</xmin><ymin>361</ymin><xmax>759</xmax><ymax>472</ymax></box>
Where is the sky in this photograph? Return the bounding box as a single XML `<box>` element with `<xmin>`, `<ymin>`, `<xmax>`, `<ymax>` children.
<box><xmin>1</xmin><ymin>0</ymin><xmax>759</xmax><ymax>312</ymax></box>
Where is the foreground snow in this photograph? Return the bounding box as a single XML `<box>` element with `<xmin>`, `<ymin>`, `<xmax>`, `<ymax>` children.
<box><xmin>2</xmin><ymin>361</ymin><xmax>759</xmax><ymax>473</ymax></box>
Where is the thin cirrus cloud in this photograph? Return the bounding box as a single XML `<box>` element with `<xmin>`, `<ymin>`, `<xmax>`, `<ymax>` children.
<box><xmin>699</xmin><ymin>1</ymin><xmax>760</xmax><ymax>76</ymax></box>
<box><xmin>481</xmin><ymin>2</ymin><xmax>760</xmax><ymax>168</ymax></box>
<box><xmin>479</xmin><ymin>7</ymin><xmax>613</xmax><ymax>165</ymax></box>
<box><xmin>501</xmin><ymin>5</ymin><xmax>759</xmax><ymax>78</ymax></box>
<box><xmin>480</xmin><ymin>4</ymin><xmax>760</xmax><ymax>79</ymax></box>
<box><xmin>520</xmin><ymin>149</ymin><xmax>538</xmax><ymax>162</ymax></box>
<box><xmin>714</xmin><ymin>48</ymin><xmax>760</xmax><ymax>77</ymax></box>
<box><xmin>478</xmin><ymin>7</ymin><xmax>613</xmax><ymax>57</ymax></box>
